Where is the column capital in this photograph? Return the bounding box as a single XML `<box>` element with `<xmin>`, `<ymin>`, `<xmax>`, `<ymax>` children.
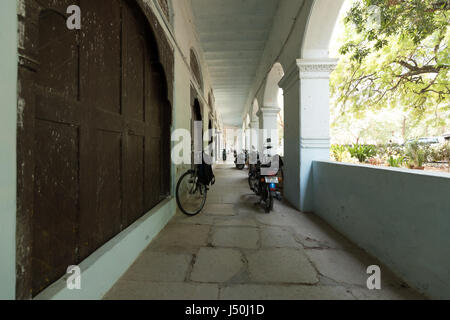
<box><xmin>296</xmin><ymin>58</ymin><xmax>338</xmax><ymax>79</ymax></box>
<box><xmin>256</xmin><ymin>106</ymin><xmax>281</xmax><ymax>118</ymax></box>
<box><xmin>279</xmin><ymin>58</ymin><xmax>338</xmax><ymax>92</ymax></box>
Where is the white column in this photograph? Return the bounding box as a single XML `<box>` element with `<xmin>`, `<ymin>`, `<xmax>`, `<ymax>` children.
<box><xmin>279</xmin><ymin>59</ymin><xmax>336</xmax><ymax>212</ymax></box>
<box><xmin>216</xmin><ymin>131</ymin><xmax>221</xmax><ymax>161</ymax></box>
<box><xmin>257</xmin><ymin>106</ymin><xmax>280</xmax><ymax>155</ymax></box>
<box><xmin>249</xmin><ymin>120</ymin><xmax>259</xmax><ymax>151</ymax></box>
<box><xmin>245</xmin><ymin>125</ymin><xmax>251</xmax><ymax>151</ymax></box>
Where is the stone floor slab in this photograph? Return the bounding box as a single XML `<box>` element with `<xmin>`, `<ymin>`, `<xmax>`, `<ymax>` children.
<box><xmin>255</xmin><ymin>211</ymin><xmax>297</xmax><ymax>227</ymax></box>
<box><xmin>260</xmin><ymin>226</ymin><xmax>300</xmax><ymax>248</ymax></box>
<box><xmin>203</xmin><ymin>204</ymin><xmax>235</xmax><ymax>216</ymax></box>
<box><xmin>206</xmin><ymin>194</ymin><xmax>224</xmax><ymax>204</ymax></box>
<box><xmin>214</xmin><ymin>217</ymin><xmax>258</xmax><ymax>228</ymax></box>
<box><xmin>104</xmin><ymin>281</ymin><xmax>219</xmax><ymax>300</ymax></box>
<box><xmin>149</xmin><ymin>224</ymin><xmax>210</xmax><ymax>249</ymax></box>
<box><xmin>350</xmin><ymin>287</ymin><xmax>426</xmax><ymax>300</ymax></box>
<box><xmin>220</xmin><ymin>284</ymin><xmax>355</xmax><ymax>300</ymax></box>
<box><xmin>121</xmin><ymin>251</ymin><xmax>192</xmax><ymax>282</ymax></box>
<box><xmin>190</xmin><ymin>248</ymin><xmax>245</xmax><ymax>283</ymax></box>
<box><xmin>247</xmin><ymin>248</ymin><xmax>318</xmax><ymax>284</ymax></box>
<box><xmin>305</xmin><ymin>248</ymin><xmax>375</xmax><ymax>286</ymax></box>
<box><xmin>172</xmin><ymin>212</ymin><xmax>216</xmax><ymax>226</ymax></box>
<box><xmin>222</xmin><ymin>193</ymin><xmax>248</xmax><ymax>204</ymax></box>
<box><xmin>291</xmin><ymin>215</ymin><xmax>353</xmax><ymax>250</ymax></box>
<box><xmin>212</xmin><ymin>227</ymin><xmax>259</xmax><ymax>249</ymax></box>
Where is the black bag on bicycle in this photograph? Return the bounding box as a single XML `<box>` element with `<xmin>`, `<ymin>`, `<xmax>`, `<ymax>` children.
<box><xmin>197</xmin><ymin>153</ymin><xmax>215</xmax><ymax>186</ymax></box>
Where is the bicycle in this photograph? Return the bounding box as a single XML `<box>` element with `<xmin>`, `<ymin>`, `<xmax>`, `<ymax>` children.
<box><xmin>176</xmin><ymin>158</ymin><xmax>215</xmax><ymax>216</ymax></box>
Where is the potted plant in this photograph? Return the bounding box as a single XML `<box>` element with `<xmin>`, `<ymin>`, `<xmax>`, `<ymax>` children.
<box><xmin>405</xmin><ymin>141</ymin><xmax>427</xmax><ymax>170</ymax></box>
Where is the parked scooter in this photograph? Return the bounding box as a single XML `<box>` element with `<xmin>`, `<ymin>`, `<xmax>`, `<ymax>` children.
<box><xmin>234</xmin><ymin>149</ymin><xmax>248</xmax><ymax>170</ymax></box>
<box><xmin>248</xmin><ymin>139</ymin><xmax>283</xmax><ymax>213</ymax></box>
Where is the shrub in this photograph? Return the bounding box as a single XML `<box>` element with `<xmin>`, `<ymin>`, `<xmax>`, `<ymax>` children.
<box><xmin>429</xmin><ymin>142</ymin><xmax>450</xmax><ymax>162</ymax></box>
<box><xmin>348</xmin><ymin>144</ymin><xmax>376</xmax><ymax>163</ymax></box>
<box><xmin>331</xmin><ymin>145</ymin><xmax>350</xmax><ymax>162</ymax></box>
<box><xmin>387</xmin><ymin>155</ymin><xmax>405</xmax><ymax>168</ymax></box>
<box><xmin>375</xmin><ymin>143</ymin><xmax>405</xmax><ymax>160</ymax></box>
<box><xmin>405</xmin><ymin>141</ymin><xmax>428</xmax><ymax>168</ymax></box>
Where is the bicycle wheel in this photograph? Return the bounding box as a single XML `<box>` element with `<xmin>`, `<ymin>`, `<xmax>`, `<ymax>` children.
<box><xmin>176</xmin><ymin>170</ymin><xmax>208</xmax><ymax>216</ymax></box>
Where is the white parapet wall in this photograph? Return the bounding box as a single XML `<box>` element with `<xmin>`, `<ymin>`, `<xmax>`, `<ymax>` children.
<box><xmin>35</xmin><ymin>198</ymin><xmax>176</xmax><ymax>300</ymax></box>
<box><xmin>313</xmin><ymin>161</ymin><xmax>450</xmax><ymax>299</ymax></box>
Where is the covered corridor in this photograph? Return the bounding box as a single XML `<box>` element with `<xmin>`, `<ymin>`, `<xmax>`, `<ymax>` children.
<box><xmin>104</xmin><ymin>165</ymin><xmax>424</xmax><ymax>300</ymax></box>
<box><xmin>1</xmin><ymin>0</ymin><xmax>449</xmax><ymax>301</ymax></box>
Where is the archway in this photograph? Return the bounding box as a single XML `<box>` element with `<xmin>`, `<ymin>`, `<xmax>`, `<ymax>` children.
<box><xmin>16</xmin><ymin>0</ymin><xmax>172</xmax><ymax>298</ymax></box>
<box><xmin>157</xmin><ymin>0</ymin><xmax>173</xmax><ymax>26</ymax></box>
<box><xmin>190</xmin><ymin>48</ymin><xmax>204</xmax><ymax>92</ymax></box>
<box><xmin>261</xmin><ymin>63</ymin><xmax>285</xmax><ymax>154</ymax></box>
<box><xmin>301</xmin><ymin>0</ymin><xmax>345</xmax><ymax>59</ymax></box>
<box><xmin>263</xmin><ymin>63</ymin><xmax>285</xmax><ymax>108</ymax></box>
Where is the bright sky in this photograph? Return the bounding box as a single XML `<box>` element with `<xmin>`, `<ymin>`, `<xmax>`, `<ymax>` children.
<box><xmin>329</xmin><ymin>0</ymin><xmax>355</xmax><ymax>58</ymax></box>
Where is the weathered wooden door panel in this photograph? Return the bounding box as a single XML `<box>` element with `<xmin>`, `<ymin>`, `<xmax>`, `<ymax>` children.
<box><xmin>124</xmin><ymin>135</ymin><xmax>145</xmax><ymax>225</ymax></box>
<box><xmin>78</xmin><ymin>0</ymin><xmax>124</xmax><ymax>260</ymax></box>
<box><xmin>37</xmin><ymin>11</ymin><xmax>79</xmax><ymax>99</ymax></box>
<box><xmin>32</xmin><ymin>9</ymin><xmax>80</xmax><ymax>293</ymax></box>
<box><xmin>94</xmin><ymin>131</ymin><xmax>123</xmax><ymax>244</ymax></box>
<box><xmin>81</xmin><ymin>0</ymin><xmax>122</xmax><ymax>114</ymax></box>
<box><xmin>161</xmin><ymin>99</ymin><xmax>172</xmax><ymax>197</ymax></box>
<box><xmin>123</xmin><ymin>5</ymin><xmax>146</xmax><ymax>122</ymax></box>
<box><xmin>27</xmin><ymin>0</ymin><xmax>171</xmax><ymax>297</ymax></box>
<box><xmin>122</xmin><ymin>3</ymin><xmax>146</xmax><ymax>226</ymax></box>
<box><xmin>32</xmin><ymin>120</ymin><xmax>80</xmax><ymax>293</ymax></box>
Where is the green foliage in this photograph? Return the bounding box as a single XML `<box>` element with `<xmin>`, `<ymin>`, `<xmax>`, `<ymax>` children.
<box><xmin>376</xmin><ymin>143</ymin><xmax>404</xmax><ymax>158</ymax></box>
<box><xmin>348</xmin><ymin>144</ymin><xmax>377</xmax><ymax>162</ymax></box>
<box><xmin>332</xmin><ymin>0</ymin><xmax>450</xmax><ymax>119</ymax></box>
<box><xmin>333</xmin><ymin>140</ymin><xmax>450</xmax><ymax>167</ymax></box>
<box><xmin>331</xmin><ymin>144</ymin><xmax>350</xmax><ymax>162</ymax></box>
<box><xmin>387</xmin><ymin>155</ymin><xmax>405</xmax><ymax>167</ymax></box>
<box><xmin>405</xmin><ymin>140</ymin><xmax>429</xmax><ymax>167</ymax></box>
<box><xmin>429</xmin><ymin>141</ymin><xmax>450</xmax><ymax>161</ymax></box>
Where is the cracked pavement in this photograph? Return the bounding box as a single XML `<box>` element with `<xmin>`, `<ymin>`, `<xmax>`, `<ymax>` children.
<box><xmin>104</xmin><ymin>164</ymin><xmax>426</xmax><ymax>300</ymax></box>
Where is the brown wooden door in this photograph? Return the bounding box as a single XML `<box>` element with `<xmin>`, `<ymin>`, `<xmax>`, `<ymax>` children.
<box><xmin>33</xmin><ymin>7</ymin><xmax>81</xmax><ymax>294</ymax></box>
<box><xmin>31</xmin><ymin>0</ymin><xmax>170</xmax><ymax>295</ymax></box>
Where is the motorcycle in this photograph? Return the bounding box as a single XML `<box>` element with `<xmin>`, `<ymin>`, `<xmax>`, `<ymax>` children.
<box><xmin>248</xmin><ymin>139</ymin><xmax>283</xmax><ymax>213</ymax></box>
<box><xmin>234</xmin><ymin>149</ymin><xmax>248</xmax><ymax>170</ymax></box>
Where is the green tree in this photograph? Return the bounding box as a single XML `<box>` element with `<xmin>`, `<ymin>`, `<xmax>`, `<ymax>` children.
<box><xmin>333</xmin><ymin>0</ymin><xmax>449</xmax><ymax>117</ymax></box>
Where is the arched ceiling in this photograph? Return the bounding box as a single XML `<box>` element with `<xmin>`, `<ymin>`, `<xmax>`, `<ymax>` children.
<box><xmin>191</xmin><ymin>0</ymin><xmax>279</xmax><ymax>127</ymax></box>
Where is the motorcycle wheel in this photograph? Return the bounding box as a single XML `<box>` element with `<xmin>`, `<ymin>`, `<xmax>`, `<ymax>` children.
<box><xmin>236</xmin><ymin>164</ymin><xmax>245</xmax><ymax>170</ymax></box>
<box><xmin>248</xmin><ymin>176</ymin><xmax>253</xmax><ymax>190</ymax></box>
<box><xmin>248</xmin><ymin>175</ymin><xmax>259</xmax><ymax>194</ymax></box>
<box><xmin>264</xmin><ymin>188</ymin><xmax>274</xmax><ymax>213</ymax></box>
